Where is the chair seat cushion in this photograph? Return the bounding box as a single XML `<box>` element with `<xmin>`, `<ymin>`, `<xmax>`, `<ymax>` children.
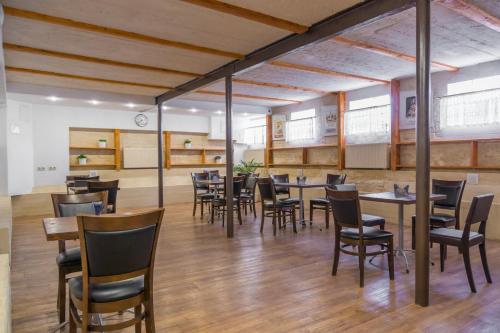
<box><xmin>240</xmin><ymin>193</ymin><xmax>252</xmax><ymax>199</ymax></box>
<box><xmin>341</xmin><ymin>227</ymin><xmax>393</xmax><ymax>240</ymax></box>
<box><xmin>430</xmin><ymin>228</ymin><xmax>483</xmax><ymax>244</ymax></box>
<box><xmin>69</xmin><ymin>276</ymin><xmax>144</xmax><ymax>303</ymax></box>
<box><xmin>279</xmin><ymin>198</ymin><xmax>300</xmax><ymax>205</ymax></box>
<box><xmin>429</xmin><ymin>213</ymin><xmax>456</xmax><ymax>225</ymax></box>
<box><xmin>362</xmin><ymin>214</ymin><xmax>385</xmax><ymax>227</ymax></box>
<box><xmin>310</xmin><ymin>197</ymin><xmax>328</xmax><ymax>205</ymax></box>
<box><xmin>56</xmin><ymin>247</ymin><xmax>82</xmax><ymax>267</ymax></box>
<box><xmin>197</xmin><ymin>193</ymin><xmax>215</xmax><ymax>199</ymax></box>
<box><xmin>264</xmin><ymin>200</ymin><xmax>296</xmax><ymax>209</ymax></box>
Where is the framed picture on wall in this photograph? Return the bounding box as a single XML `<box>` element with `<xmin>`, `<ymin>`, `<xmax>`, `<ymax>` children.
<box><xmin>400</xmin><ymin>91</ymin><xmax>416</xmax><ymax>129</ymax></box>
<box><xmin>321</xmin><ymin>105</ymin><xmax>338</xmax><ymax>136</ymax></box>
<box><xmin>272</xmin><ymin>114</ymin><xmax>286</xmax><ymax>141</ymax></box>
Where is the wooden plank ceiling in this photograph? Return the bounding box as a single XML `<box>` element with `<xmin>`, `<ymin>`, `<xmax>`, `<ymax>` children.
<box><xmin>3</xmin><ymin>0</ymin><xmax>500</xmax><ymax>108</ymax></box>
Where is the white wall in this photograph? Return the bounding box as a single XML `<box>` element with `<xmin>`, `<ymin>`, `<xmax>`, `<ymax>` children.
<box><xmin>0</xmin><ymin>10</ymin><xmax>8</xmax><ymax>196</ymax></box>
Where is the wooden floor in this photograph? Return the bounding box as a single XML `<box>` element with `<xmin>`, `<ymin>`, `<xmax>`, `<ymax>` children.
<box><xmin>11</xmin><ymin>203</ymin><xmax>500</xmax><ymax>332</ymax></box>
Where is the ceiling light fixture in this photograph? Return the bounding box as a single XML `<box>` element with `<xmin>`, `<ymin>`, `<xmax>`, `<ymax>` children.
<box><xmin>125</xmin><ymin>103</ymin><xmax>136</xmax><ymax>108</ymax></box>
<box><xmin>46</xmin><ymin>96</ymin><xmax>61</xmax><ymax>102</ymax></box>
<box><xmin>162</xmin><ymin>105</ymin><xmax>171</xmax><ymax>111</ymax></box>
<box><xmin>243</xmin><ymin>112</ymin><xmax>249</xmax><ymax>116</ymax></box>
<box><xmin>215</xmin><ymin>110</ymin><xmax>223</xmax><ymax>115</ymax></box>
<box><xmin>88</xmin><ymin>99</ymin><xmax>101</xmax><ymax>105</ymax></box>
<box><xmin>189</xmin><ymin>108</ymin><xmax>198</xmax><ymax>113</ymax></box>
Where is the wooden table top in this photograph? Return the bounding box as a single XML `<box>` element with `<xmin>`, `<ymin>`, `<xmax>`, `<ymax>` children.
<box><xmin>196</xmin><ymin>179</ymin><xmax>224</xmax><ymax>185</ymax></box>
<box><xmin>274</xmin><ymin>182</ymin><xmax>328</xmax><ymax>189</ymax></box>
<box><xmin>359</xmin><ymin>192</ymin><xmax>446</xmax><ymax>204</ymax></box>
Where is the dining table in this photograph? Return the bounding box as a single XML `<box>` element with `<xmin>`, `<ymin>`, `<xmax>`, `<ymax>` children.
<box><xmin>273</xmin><ymin>182</ymin><xmax>328</xmax><ymax>226</ymax></box>
<box><xmin>359</xmin><ymin>191</ymin><xmax>446</xmax><ymax>273</ymax></box>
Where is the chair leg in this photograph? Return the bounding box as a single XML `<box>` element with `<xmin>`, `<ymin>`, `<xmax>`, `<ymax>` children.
<box><xmin>411</xmin><ymin>218</ymin><xmax>416</xmax><ymax>250</ymax></box>
<box><xmin>145</xmin><ymin>300</ymin><xmax>156</xmax><ymax>333</ymax></box>
<box><xmin>253</xmin><ymin>200</ymin><xmax>257</xmax><ymax>218</ymax></box>
<box><xmin>82</xmin><ymin>310</ymin><xmax>89</xmax><ymax>333</ymax></box>
<box><xmin>244</xmin><ymin>201</ymin><xmax>248</xmax><ymax>215</ymax></box>
<box><xmin>439</xmin><ymin>243</ymin><xmax>446</xmax><ymax>272</ymax></box>
<box><xmin>292</xmin><ymin>209</ymin><xmax>297</xmax><ymax>233</ymax></box>
<box><xmin>388</xmin><ymin>237</ymin><xmax>394</xmax><ymax>280</ymax></box>
<box><xmin>332</xmin><ymin>231</ymin><xmax>340</xmax><ymax>276</ymax></box>
<box><xmin>462</xmin><ymin>247</ymin><xmax>476</xmax><ymax>293</ymax></box>
<box><xmin>237</xmin><ymin>205</ymin><xmax>243</xmax><ymax>225</ymax></box>
<box><xmin>192</xmin><ymin>198</ymin><xmax>197</xmax><ymax>217</ymax></box>
<box><xmin>69</xmin><ymin>298</ymin><xmax>76</xmax><ymax>333</ymax></box>
<box><xmin>479</xmin><ymin>242</ymin><xmax>492</xmax><ymax>283</ymax></box>
<box><xmin>135</xmin><ymin>305</ymin><xmax>142</xmax><ymax>333</ymax></box>
<box><xmin>200</xmin><ymin>199</ymin><xmax>204</xmax><ymax>218</ymax></box>
<box><xmin>358</xmin><ymin>242</ymin><xmax>365</xmax><ymax>288</ymax></box>
<box><xmin>57</xmin><ymin>268</ymin><xmax>66</xmax><ymax>323</ymax></box>
<box><xmin>211</xmin><ymin>202</ymin><xmax>215</xmax><ymax>224</ymax></box>
<box><xmin>260</xmin><ymin>207</ymin><xmax>265</xmax><ymax>233</ymax></box>
<box><xmin>272</xmin><ymin>211</ymin><xmax>277</xmax><ymax>236</ymax></box>
<box><xmin>309</xmin><ymin>203</ymin><xmax>313</xmax><ymax>222</ymax></box>
<box><xmin>325</xmin><ymin>207</ymin><xmax>329</xmax><ymax>229</ymax></box>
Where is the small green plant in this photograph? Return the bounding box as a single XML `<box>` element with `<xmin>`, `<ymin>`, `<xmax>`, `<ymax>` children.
<box><xmin>184</xmin><ymin>139</ymin><xmax>192</xmax><ymax>144</ymax></box>
<box><xmin>77</xmin><ymin>154</ymin><xmax>87</xmax><ymax>159</ymax></box>
<box><xmin>98</xmin><ymin>139</ymin><xmax>107</xmax><ymax>142</ymax></box>
<box><xmin>233</xmin><ymin>159</ymin><xmax>263</xmax><ymax>174</ymax></box>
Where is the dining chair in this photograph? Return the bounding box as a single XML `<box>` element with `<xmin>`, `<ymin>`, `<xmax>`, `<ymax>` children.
<box><xmin>66</xmin><ymin>175</ymin><xmax>88</xmax><ymax>194</ymax></box>
<box><xmin>68</xmin><ymin>208</ymin><xmax>164</xmax><ymax>333</ymax></box>
<box><xmin>326</xmin><ymin>188</ymin><xmax>394</xmax><ymax>287</ymax></box>
<box><xmin>270</xmin><ymin>174</ymin><xmax>301</xmax><ymax>210</ymax></box>
<box><xmin>70</xmin><ymin>176</ymin><xmax>100</xmax><ymax>194</ymax></box>
<box><xmin>332</xmin><ymin>184</ymin><xmax>386</xmax><ymax>230</ymax></box>
<box><xmin>257</xmin><ymin>177</ymin><xmax>297</xmax><ymax>236</ymax></box>
<box><xmin>211</xmin><ymin>176</ymin><xmax>245</xmax><ymax>226</ymax></box>
<box><xmin>191</xmin><ymin>172</ymin><xmax>215</xmax><ymax>219</ymax></box>
<box><xmin>240</xmin><ymin>174</ymin><xmax>259</xmax><ymax>218</ymax></box>
<box><xmin>430</xmin><ymin>193</ymin><xmax>494</xmax><ymax>293</ymax></box>
<box><xmin>87</xmin><ymin>179</ymin><xmax>119</xmax><ymax>213</ymax></box>
<box><xmin>309</xmin><ymin>174</ymin><xmax>346</xmax><ymax>228</ymax></box>
<box><xmin>411</xmin><ymin>179</ymin><xmax>466</xmax><ymax>250</ymax></box>
<box><xmin>51</xmin><ymin>191</ymin><xmax>108</xmax><ymax>324</ymax></box>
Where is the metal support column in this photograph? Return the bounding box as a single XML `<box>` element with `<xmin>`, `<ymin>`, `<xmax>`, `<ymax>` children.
<box><xmin>415</xmin><ymin>0</ymin><xmax>431</xmax><ymax>307</ymax></box>
<box><xmin>225</xmin><ymin>75</ymin><xmax>234</xmax><ymax>238</ymax></box>
<box><xmin>157</xmin><ymin>103</ymin><xmax>164</xmax><ymax>208</ymax></box>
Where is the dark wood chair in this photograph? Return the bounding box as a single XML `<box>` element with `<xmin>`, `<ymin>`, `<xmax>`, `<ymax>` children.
<box><xmin>51</xmin><ymin>191</ymin><xmax>108</xmax><ymax>324</ymax></box>
<box><xmin>412</xmin><ymin>179</ymin><xmax>466</xmax><ymax>250</ymax></box>
<box><xmin>69</xmin><ymin>176</ymin><xmax>100</xmax><ymax>194</ymax></box>
<box><xmin>257</xmin><ymin>177</ymin><xmax>297</xmax><ymax>236</ymax></box>
<box><xmin>309</xmin><ymin>174</ymin><xmax>346</xmax><ymax>228</ymax></box>
<box><xmin>270</xmin><ymin>173</ymin><xmax>301</xmax><ymax>209</ymax></box>
<box><xmin>87</xmin><ymin>179</ymin><xmax>119</xmax><ymax>213</ymax></box>
<box><xmin>333</xmin><ymin>184</ymin><xmax>386</xmax><ymax>230</ymax></box>
<box><xmin>240</xmin><ymin>174</ymin><xmax>259</xmax><ymax>218</ymax></box>
<box><xmin>191</xmin><ymin>172</ymin><xmax>215</xmax><ymax>219</ymax></box>
<box><xmin>211</xmin><ymin>176</ymin><xmax>245</xmax><ymax>226</ymax></box>
<box><xmin>69</xmin><ymin>208</ymin><xmax>164</xmax><ymax>332</ymax></box>
<box><xmin>66</xmin><ymin>175</ymin><xmax>88</xmax><ymax>194</ymax></box>
<box><xmin>430</xmin><ymin>194</ymin><xmax>494</xmax><ymax>293</ymax></box>
<box><xmin>326</xmin><ymin>188</ymin><xmax>394</xmax><ymax>287</ymax></box>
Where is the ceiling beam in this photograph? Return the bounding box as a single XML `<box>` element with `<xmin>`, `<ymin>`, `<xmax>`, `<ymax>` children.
<box><xmin>196</xmin><ymin>90</ymin><xmax>301</xmax><ymax>103</ymax></box>
<box><xmin>5</xmin><ymin>66</ymin><xmax>173</xmax><ymax>90</ymax></box>
<box><xmin>333</xmin><ymin>36</ymin><xmax>458</xmax><ymax>71</ymax></box>
<box><xmin>270</xmin><ymin>61</ymin><xmax>390</xmax><ymax>84</ymax></box>
<box><xmin>3</xmin><ymin>6</ymin><xmax>243</xmax><ymax>59</ymax></box>
<box><xmin>435</xmin><ymin>0</ymin><xmax>500</xmax><ymax>33</ymax></box>
<box><xmin>3</xmin><ymin>43</ymin><xmax>202</xmax><ymax>77</ymax></box>
<box><xmin>156</xmin><ymin>0</ymin><xmax>414</xmax><ymax>104</ymax></box>
<box><xmin>233</xmin><ymin>78</ymin><xmax>329</xmax><ymax>94</ymax></box>
<box><xmin>180</xmin><ymin>0</ymin><xmax>308</xmax><ymax>33</ymax></box>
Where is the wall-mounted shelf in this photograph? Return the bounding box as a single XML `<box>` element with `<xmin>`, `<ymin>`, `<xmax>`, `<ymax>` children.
<box><xmin>69</xmin><ymin>128</ymin><xmax>121</xmax><ymax>171</ymax></box>
<box><xmin>170</xmin><ymin>147</ymin><xmax>225</xmax><ymax>151</ymax></box>
<box><xmin>70</xmin><ymin>163</ymin><xmax>116</xmax><ymax>168</ymax></box>
<box><xmin>270</xmin><ymin>144</ymin><xmax>337</xmax><ymax>151</ymax></box>
<box><xmin>70</xmin><ymin>146</ymin><xmax>116</xmax><ymax>151</ymax></box>
<box><xmin>170</xmin><ymin>163</ymin><xmax>226</xmax><ymax>167</ymax></box>
<box><xmin>269</xmin><ymin>163</ymin><xmax>337</xmax><ymax>168</ymax></box>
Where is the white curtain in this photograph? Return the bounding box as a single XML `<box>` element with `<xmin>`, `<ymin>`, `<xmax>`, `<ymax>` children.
<box><xmin>345</xmin><ymin>105</ymin><xmax>391</xmax><ymax>144</ymax></box>
<box><xmin>435</xmin><ymin>89</ymin><xmax>500</xmax><ymax>137</ymax></box>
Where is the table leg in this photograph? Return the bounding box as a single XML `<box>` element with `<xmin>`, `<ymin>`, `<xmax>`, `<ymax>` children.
<box><xmin>396</xmin><ymin>203</ymin><xmax>410</xmax><ymax>273</ymax></box>
<box><xmin>299</xmin><ymin>187</ymin><xmax>305</xmax><ymax>225</ymax></box>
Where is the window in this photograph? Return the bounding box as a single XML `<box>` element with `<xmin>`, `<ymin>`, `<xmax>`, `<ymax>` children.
<box><xmin>436</xmin><ymin>75</ymin><xmax>500</xmax><ymax>136</ymax></box>
<box><xmin>345</xmin><ymin>95</ymin><xmax>390</xmax><ymax>144</ymax></box>
<box><xmin>242</xmin><ymin>116</ymin><xmax>266</xmax><ymax>146</ymax></box>
<box><xmin>286</xmin><ymin>108</ymin><xmax>316</xmax><ymax>142</ymax></box>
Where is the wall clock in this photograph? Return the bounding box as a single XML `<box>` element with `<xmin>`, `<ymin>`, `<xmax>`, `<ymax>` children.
<box><xmin>134</xmin><ymin>113</ymin><xmax>148</xmax><ymax>127</ymax></box>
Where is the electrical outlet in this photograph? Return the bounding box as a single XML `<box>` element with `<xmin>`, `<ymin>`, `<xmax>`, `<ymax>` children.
<box><xmin>466</xmin><ymin>173</ymin><xmax>479</xmax><ymax>185</ymax></box>
<box><xmin>37</xmin><ymin>166</ymin><xmax>46</xmax><ymax>171</ymax></box>
<box><xmin>48</xmin><ymin>166</ymin><xmax>57</xmax><ymax>171</ymax></box>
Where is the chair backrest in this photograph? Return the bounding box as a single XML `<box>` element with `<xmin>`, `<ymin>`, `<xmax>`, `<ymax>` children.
<box><xmin>77</xmin><ymin>209</ymin><xmax>164</xmax><ymax>286</ymax></box>
<box><xmin>74</xmin><ymin>176</ymin><xmax>100</xmax><ymax>188</ymax></box>
<box><xmin>326</xmin><ymin>188</ymin><xmax>363</xmax><ymax>230</ymax></box>
<box><xmin>333</xmin><ymin>184</ymin><xmax>357</xmax><ymax>191</ymax></box>
<box><xmin>257</xmin><ymin>177</ymin><xmax>276</xmax><ymax>203</ymax></box>
<box><xmin>462</xmin><ymin>194</ymin><xmax>494</xmax><ymax>240</ymax></box>
<box><xmin>191</xmin><ymin>172</ymin><xmax>209</xmax><ymax>191</ymax></box>
<box><xmin>271</xmin><ymin>174</ymin><xmax>290</xmax><ymax>195</ymax></box>
<box><xmin>326</xmin><ymin>174</ymin><xmax>347</xmax><ymax>187</ymax></box>
<box><xmin>208</xmin><ymin>170</ymin><xmax>220</xmax><ymax>180</ymax></box>
<box><xmin>51</xmin><ymin>192</ymin><xmax>108</xmax><ymax>217</ymax></box>
<box><xmin>432</xmin><ymin>179</ymin><xmax>466</xmax><ymax>212</ymax></box>
<box><xmin>87</xmin><ymin>180</ymin><xmax>119</xmax><ymax>213</ymax></box>
<box><xmin>245</xmin><ymin>175</ymin><xmax>258</xmax><ymax>194</ymax></box>
<box><xmin>222</xmin><ymin>176</ymin><xmax>245</xmax><ymax>198</ymax></box>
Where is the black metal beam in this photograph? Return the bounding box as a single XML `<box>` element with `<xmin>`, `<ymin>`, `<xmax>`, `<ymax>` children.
<box><xmin>225</xmin><ymin>75</ymin><xmax>234</xmax><ymax>238</ymax></box>
<box><xmin>415</xmin><ymin>0</ymin><xmax>431</xmax><ymax>307</ymax></box>
<box><xmin>157</xmin><ymin>103</ymin><xmax>164</xmax><ymax>207</ymax></box>
<box><xmin>155</xmin><ymin>0</ymin><xmax>415</xmax><ymax>104</ymax></box>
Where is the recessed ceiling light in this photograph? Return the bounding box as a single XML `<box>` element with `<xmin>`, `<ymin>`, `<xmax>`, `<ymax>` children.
<box><xmin>125</xmin><ymin>103</ymin><xmax>136</xmax><ymax>108</ymax></box>
<box><xmin>243</xmin><ymin>112</ymin><xmax>249</xmax><ymax>116</ymax></box>
<box><xmin>88</xmin><ymin>100</ymin><xmax>100</xmax><ymax>105</ymax></box>
<box><xmin>46</xmin><ymin>96</ymin><xmax>61</xmax><ymax>102</ymax></box>
<box><xmin>189</xmin><ymin>108</ymin><xmax>198</xmax><ymax>113</ymax></box>
<box><xmin>215</xmin><ymin>110</ymin><xmax>223</xmax><ymax>115</ymax></box>
<box><xmin>162</xmin><ymin>105</ymin><xmax>171</xmax><ymax>110</ymax></box>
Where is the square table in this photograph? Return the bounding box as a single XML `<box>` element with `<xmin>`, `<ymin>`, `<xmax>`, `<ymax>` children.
<box><xmin>273</xmin><ymin>182</ymin><xmax>328</xmax><ymax>225</ymax></box>
<box><xmin>359</xmin><ymin>192</ymin><xmax>446</xmax><ymax>273</ymax></box>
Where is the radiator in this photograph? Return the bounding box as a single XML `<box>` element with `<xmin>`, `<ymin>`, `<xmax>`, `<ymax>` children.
<box><xmin>345</xmin><ymin>143</ymin><xmax>390</xmax><ymax>169</ymax></box>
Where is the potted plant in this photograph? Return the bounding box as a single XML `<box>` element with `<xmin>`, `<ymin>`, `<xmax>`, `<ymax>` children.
<box><xmin>184</xmin><ymin>138</ymin><xmax>193</xmax><ymax>149</ymax></box>
<box><xmin>98</xmin><ymin>139</ymin><xmax>107</xmax><ymax>148</ymax></box>
<box><xmin>233</xmin><ymin>159</ymin><xmax>263</xmax><ymax>174</ymax></box>
<box><xmin>77</xmin><ymin>154</ymin><xmax>88</xmax><ymax>165</ymax></box>
<box><xmin>214</xmin><ymin>155</ymin><xmax>222</xmax><ymax>164</ymax></box>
